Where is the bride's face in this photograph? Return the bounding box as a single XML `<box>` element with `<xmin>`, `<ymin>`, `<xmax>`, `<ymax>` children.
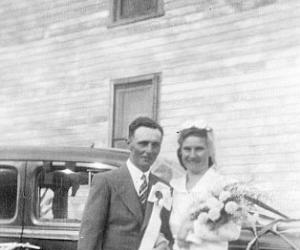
<box><xmin>180</xmin><ymin>135</ymin><xmax>209</xmax><ymax>175</ymax></box>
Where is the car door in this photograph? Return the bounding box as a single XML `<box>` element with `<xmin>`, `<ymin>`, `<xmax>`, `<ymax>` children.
<box><xmin>0</xmin><ymin>161</ymin><xmax>26</xmax><ymax>244</ymax></box>
<box><xmin>21</xmin><ymin>160</ymin><xmax>106</xmax><ymax>250</ymax></box>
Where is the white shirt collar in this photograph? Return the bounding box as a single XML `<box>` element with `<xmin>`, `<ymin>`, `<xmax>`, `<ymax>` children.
<box><xmin>127</xmin><ymin>159</ymin><xmax>150</xmax><ymax>194</ymax></box>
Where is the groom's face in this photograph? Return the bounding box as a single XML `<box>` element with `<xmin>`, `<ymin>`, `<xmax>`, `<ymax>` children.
<box><xmin>128</xmin><ymin>126</ymin><xmax>163</xmax><ymax>172</ymax></box>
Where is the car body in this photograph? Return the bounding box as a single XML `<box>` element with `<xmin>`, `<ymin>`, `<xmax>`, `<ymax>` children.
<box><xmin>0</xmin><ymin>146</ymin><xmax>299</xmax><ymax>250</ymax></box>
<box><xmin>0</xmin><ymin>146</ymin><xmax>129</xmax><ymax>250</ymax></box>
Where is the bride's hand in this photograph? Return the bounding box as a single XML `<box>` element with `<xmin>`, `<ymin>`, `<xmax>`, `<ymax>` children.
<box><xmin>176</xmin><ymin>217</ymin><xmax>193</xmax><ymax>249</ymax></box>
<box><xmin>177</xmin><ymin>238</ymin><xmax>190</xmax><ymax>249</ymax></box>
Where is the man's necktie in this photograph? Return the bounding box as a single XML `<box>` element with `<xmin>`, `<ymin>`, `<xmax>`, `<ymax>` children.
<box><xmin>139</xmin><ymin>174</ymin><xmax>148</xmax><ymax>208</ymax></box>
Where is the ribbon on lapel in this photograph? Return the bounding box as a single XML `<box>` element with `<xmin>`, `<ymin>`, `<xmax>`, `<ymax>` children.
<box><xmin>139</xmin><ymin>175</ymin><xmax>172</xmax><ymax>250</ymax></box>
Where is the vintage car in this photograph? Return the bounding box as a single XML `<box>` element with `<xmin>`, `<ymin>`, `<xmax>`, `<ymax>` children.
<box><xmin>0</xmin><ymin>146</ymin><xmax>299</xmax><ymax>250</ymax></box>
<box><xmin>0</xmin><ymin>146</ymin><xmax>129</xmax><ymax>250</ymax></box>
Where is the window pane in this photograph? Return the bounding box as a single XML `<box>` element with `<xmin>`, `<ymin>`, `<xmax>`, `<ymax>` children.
<box><xmin>0</xmin><ymin>166</ymin><xmax>18</xmax><ymax>219</ymax></box>
<box><xmin>37</xmin><ymin>161</ymin><xmax>114</xmax><ymax>222</ymax></box>
<box><xmin>114</xmin><ymin>84</ymin><xmax>153</xmax><ymax>138</ymax></box>
<box><xmin>112</xmin><ymin>75</ymin><xmax>159</xmax><ymax>149</ymax></box>
<box><xmin>120</xmin><ymin>0</ymin><xmax>157</xmax><ymax>18</ymax></box>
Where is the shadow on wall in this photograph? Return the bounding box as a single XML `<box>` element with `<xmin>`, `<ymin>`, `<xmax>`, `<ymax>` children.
<box><xmin>225</xmin><ymin>0</ymin><xmax>277</xmax><ymax>12</ymax></box>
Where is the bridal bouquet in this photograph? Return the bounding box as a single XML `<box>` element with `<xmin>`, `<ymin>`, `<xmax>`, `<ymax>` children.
<box><xmin>181</xmin><ymin>180</ymin><xmax>299</xmax><ymax>249</ymax></box>
<box><xmin>186</xmin><ymin>181</ymin><xmax>262</xmax><ymax>243</ymax></box>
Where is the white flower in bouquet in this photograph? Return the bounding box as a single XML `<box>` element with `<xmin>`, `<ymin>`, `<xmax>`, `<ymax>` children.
<box><xmin>192</xmin><ymin>215</ymin><xmax>218</xmax><ymax>242</ymax></box>
<box><xmin>197</xmin><ymin>212</ymin><xmax>209</xmax><ymax>223</ymax></box>
<box><xmin>224</xmin><ymin>201</ymin><xmax>239</xmax><ymax>215</ymax></box>
<box><xmin>219</xmin><ymin>190</ymin><xmax>231</xmax><ymax>202</ymax></box>
<box><xmin>208</xmin><ymin>208</ymin><xmax>221</xmax><ymax>221</ymax></box>
<box><xmin>211</xmin><ymin>183</ymin><xmax>224</xmax><ymax>197</ymax></box>
<box><xmin>189</xmin><ymin>201</ymin><xmax>206</xmax><ymax>216</ymax></box>
<box><xmin>206</xmin><ymin>196</ymin><xmax>224</xmax><ymax>210</ymax></box>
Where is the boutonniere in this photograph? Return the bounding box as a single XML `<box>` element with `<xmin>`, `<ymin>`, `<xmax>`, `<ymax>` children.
<box><xmin>147</xmin><ymin>182</ymin><xmax>172</xmax><ymax>211</ymax></box>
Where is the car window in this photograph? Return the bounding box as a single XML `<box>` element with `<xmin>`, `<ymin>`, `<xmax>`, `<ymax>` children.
<box><xmin>36</xmin><ymin>161</ymin><xmax>114</xmax><ymax>222</ymax></box>
<box><xmin>0</xmin><ymin>165</ymin><xmax>18</xmax><ymax>219</ymax></box>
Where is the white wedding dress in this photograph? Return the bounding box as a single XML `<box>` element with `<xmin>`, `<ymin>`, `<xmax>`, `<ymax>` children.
<box><xmin>170</xmin><ymin>167</ymin><xmax>239</xmax><ymax>250</ymax></box>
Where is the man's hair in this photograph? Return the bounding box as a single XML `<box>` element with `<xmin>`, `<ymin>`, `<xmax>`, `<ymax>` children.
<box><xmin>128</xmin><ymin>116</ymin><xmax>164</xmax><ymax>138</ymax></box>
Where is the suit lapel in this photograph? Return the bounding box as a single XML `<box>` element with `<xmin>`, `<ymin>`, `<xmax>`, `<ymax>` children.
<box><xmin>116</xmin><ymin>165</ymin><xmax>143</xmax><ymax>224</ymax></box>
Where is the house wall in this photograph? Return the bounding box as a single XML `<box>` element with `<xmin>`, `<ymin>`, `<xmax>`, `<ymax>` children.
<box><xmin>0</xmin><ymin>0</ymin><xmax>300</xmax><ymax>216</ymax></box>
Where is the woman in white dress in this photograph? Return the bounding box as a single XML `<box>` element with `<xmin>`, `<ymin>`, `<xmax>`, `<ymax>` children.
<box><xmin>170</xmin><ymin>122</ymin><xmax>241</xmax><ymax>250</ymax></box>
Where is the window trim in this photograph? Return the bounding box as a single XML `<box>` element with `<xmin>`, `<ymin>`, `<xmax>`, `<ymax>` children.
<box><xmin>109</xmin><ymin>73</ymin><xmax>161</xmax><ymax>148</ymax></box>
<box><xmin>30</xmin><ymin>162</ymin><xmax>83</xmax><ymax>227</ymax></box>
<box><xmin>108</xmin><ymin>0</ymin><xmax>165</xmax><ymax>27</ymax></box>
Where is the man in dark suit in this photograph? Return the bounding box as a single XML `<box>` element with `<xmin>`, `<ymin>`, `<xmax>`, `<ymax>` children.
<box><xmin>78</xmin><ymin>117</ymin><xmax>172</xmax><ymax>250</ymax></box>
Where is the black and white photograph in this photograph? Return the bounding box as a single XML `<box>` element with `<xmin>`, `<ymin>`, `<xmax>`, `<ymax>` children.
<box><xmin>0</xmin><ymin>0</ymin><xmax>299</xmax><ymax>250</ymax></box>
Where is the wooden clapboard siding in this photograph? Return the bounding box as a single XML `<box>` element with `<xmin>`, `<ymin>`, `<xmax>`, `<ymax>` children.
<box><xmin>0</xmin><ymin>0</ymin><xmax>300</xmax><ymax>216</ymax></box>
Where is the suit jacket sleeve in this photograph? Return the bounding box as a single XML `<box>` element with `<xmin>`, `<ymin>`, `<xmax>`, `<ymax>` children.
<box><xmin>78</xmin><ymin>174</ymin><xmax>110</xmax><ymax>250</ymax></box>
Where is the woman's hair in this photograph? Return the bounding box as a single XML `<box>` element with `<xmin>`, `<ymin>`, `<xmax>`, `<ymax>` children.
<box><xmin>177</xmin><ymin>126</ymin><xmax>215</xmax><ymax>170</ymax></box>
